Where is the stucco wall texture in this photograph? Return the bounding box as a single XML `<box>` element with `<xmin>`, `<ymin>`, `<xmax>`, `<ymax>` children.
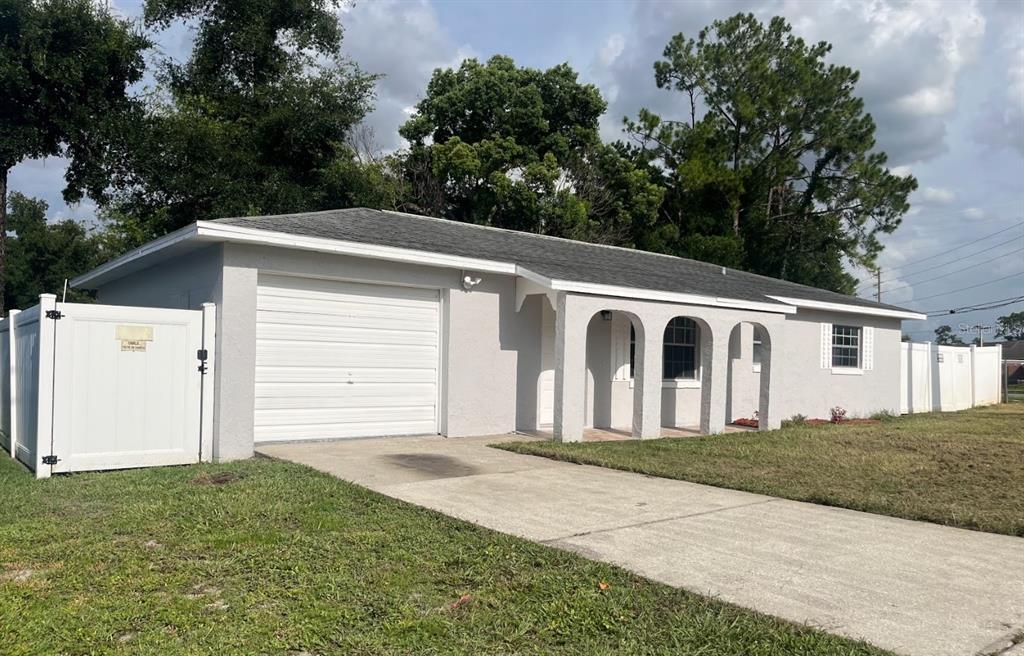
<box><xmin>93</xmin><ymin>246</ymin><xmax>904</xmax><ymax>460</ymax></box>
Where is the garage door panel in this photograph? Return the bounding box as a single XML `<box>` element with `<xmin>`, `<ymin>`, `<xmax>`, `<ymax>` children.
<box><xmin>257</xmin><ymin>323</ymin><xmax>439</xmax><ymax>346</ymax></box>
<box><xmin>255</xmin><ymin>276</ymin><xmax>440</xmax><ymax>442</ymax></box>
<box><xmin>255</xmin><ymin>418</ymin><xmax>437</xmax><ymax>442</ymax></box>
<box><xmin>258</xmin><ymin>284</ymin><xmax>439</xmax><ymax>310</ymax></box>
<box><xmin>257</xmin><ymin>300</ymin><xmax>439</xmax><ymax>324</ymax></box>
<box><xmin>255</xmin><ymin>382</ymin><xmax>437</xmax><ymax>407</ymax></box>
<box><xmin>256</xmin><ymin>344</ymin><xmax>439</xmax><ymax>368</ymax></box>
<box><xmin>255</xmin><ymin>367</ymin><xmax>438</xmax><ymax>385</ymax></box>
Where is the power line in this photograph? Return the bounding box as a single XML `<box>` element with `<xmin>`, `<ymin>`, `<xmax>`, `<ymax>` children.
<box><xmin>857</xmin><ymin>221</ymin><xmax>1023</xmax><ymax>293</ymax></box>
<box><xmin>900</xmin><ymin>271</ymin><xmax>1023</xmax><ymax>304</ymax></box>
<box><xmin>890</xmin><ymin>222</ymin><xmax>1022</xmax><ymax>272</ymax></box>
<box><xmin>876</xmin><ymin>246</ymin><xmax>1024</xmax><ymax>296</ymax></box>
<box><xmin>924</xmin><ymin>294</ymin><xmax>1024</xmax><ymax>317</ymax></box>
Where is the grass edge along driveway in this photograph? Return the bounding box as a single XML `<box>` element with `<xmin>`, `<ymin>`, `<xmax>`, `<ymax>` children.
<box><xmin>0</xmin><ymin>455</ymin><xmax>889</xmax><ymax>655</ymax></box>
<box><xmin>497</xmin><ymin>405</ymin><xmax>1024</xmax><ymax>537</ymax></box>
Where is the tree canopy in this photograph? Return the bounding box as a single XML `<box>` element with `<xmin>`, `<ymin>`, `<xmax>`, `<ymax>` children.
<box><xmin>0</xmin><ymin>0</ymin><xmax>149</xmax><ymax>308</ymax></box>
<box><xmin>104</xmin><ymin>0</ymin><xmax>379</xmax><ymax>243</ymax></box>
<box><xmin>624</xmin><ymin>13</ymin><xmax>917</xmax><ymax>292</ymax></box>
<box><xmin>397</xmin><ymin>56</ymin><xmax>663</xmax><ymax>244</ymax></box>
<box><xmin>2</xmin><ymin>9</ymin><xmax>929</xmax><ymax>307</ymax></box>
<box><xmin>3</xmin><ymin>193</ymin><xmax>100</xmax><ymax>310</ymax></box>
<box><xmin>996</xmin><ymin>311</ymin><xmax>1024</xmax><ymax>340</ymax></box>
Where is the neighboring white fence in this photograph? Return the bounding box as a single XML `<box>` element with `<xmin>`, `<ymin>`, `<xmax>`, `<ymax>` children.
<box><xmin>0</xmin><ymin>294</ymin><xmax>215</xmax><ymax>478</ymax></box>
<box><xmin>900</xmin><ymin>342</ymin><xmax>1003</xmax><ymax>414</ymax></box>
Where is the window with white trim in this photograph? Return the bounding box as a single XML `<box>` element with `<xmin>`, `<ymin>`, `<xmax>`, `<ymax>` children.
<box><xmin>663</xmin><ymin>317</ymin><xmax>699</xmax><ymax>379</ymax></box>
<box><xmin>630</xmin><ymin>319</ymin><xmax>700</xmax><ymax>379</ymax></box>
<box><xmin>831</xmin><ymin>325</ymin><xmax>861</xmax><ymax>368</ymax></box>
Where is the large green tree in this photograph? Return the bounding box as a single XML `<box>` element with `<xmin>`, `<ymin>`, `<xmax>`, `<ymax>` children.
<box><xmin>3</xmin><ymin>193</ymin><xmax>100</xmax><ymax>310</ymax></box>
<box><xmin>398</xmin><ymin>56</ymin><xmax>663</xmax><ymax>245</ymax></box>
<box><xmin>106</xmin><ymin>0</ymin><xmax>378</xmax><ymax>242</ymax></box>
<box><xmin>624</xmin><ymin>13</ymin><xmax>917</xmax><ymax>292</ymax></box>
<box><xmin>0</xmin><ymin>0</ymin><xmax>148</xmax><ymax>310</ymax></box>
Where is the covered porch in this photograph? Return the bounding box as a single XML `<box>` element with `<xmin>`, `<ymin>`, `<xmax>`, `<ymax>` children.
<box><xmin>519</xmin><ymin>287</ymin><xmax>790</xmax><ymax>443</ymax></box>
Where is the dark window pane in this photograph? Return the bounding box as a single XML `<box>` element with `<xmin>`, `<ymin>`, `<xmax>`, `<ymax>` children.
<box><xmin>831</xmin><ymin>325</ymin><xmax>861</xmax><ymax>367</ymax></box>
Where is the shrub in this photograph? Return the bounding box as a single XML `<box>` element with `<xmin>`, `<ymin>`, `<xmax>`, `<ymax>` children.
<box><xmin>781</xmin><ymin>413</ymin><xmax>807</xmax><ymax>428</ymax></box>
<box><xmin>830</xmin><ymin>406</ymin><xmax>848</xmax><ymax>423</ymax></box>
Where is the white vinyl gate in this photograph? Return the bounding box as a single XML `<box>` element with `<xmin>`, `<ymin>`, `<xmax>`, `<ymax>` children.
<box><xmin>0</xmin><ymin>294</ymin><xmax>215</xmax><ymax>478</ymax></box>
<box><xmin>254</xmin><ymin>274</ymin><xmax>441</xmax><ymax>442</ymax></box>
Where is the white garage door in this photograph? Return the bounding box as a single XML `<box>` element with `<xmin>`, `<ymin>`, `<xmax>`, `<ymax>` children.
<box><xmin>255</xmin><ymin>275</ymin><xmax>440</xmax><ymax>443</ymax></box>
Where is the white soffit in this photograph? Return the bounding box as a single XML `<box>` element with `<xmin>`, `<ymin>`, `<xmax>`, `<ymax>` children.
<box><xmin>766</xmin><ymin>295</ymin><xmax>927</xmax><ymax>321</ymax></box>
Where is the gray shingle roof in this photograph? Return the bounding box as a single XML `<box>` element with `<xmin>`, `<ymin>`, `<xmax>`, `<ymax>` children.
<box><xmin>214</xmin><ymin>207</ymin><xmax>915</xmax><ymax>314</ymax></box>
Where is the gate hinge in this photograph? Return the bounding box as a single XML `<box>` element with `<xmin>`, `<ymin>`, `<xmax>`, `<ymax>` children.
<box><xmin>45</xmin><ymin>310</ymin><xmax>63</xmax><ymax>320</ymax></box>
<box><xmin>41</xmin><ymin>455</ymin><xmax>59</xmax><ymax>465</ymax></box>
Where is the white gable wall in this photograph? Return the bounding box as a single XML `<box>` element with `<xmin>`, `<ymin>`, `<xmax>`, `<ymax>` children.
<box><xmin>771</xmin><ymin>309</ymin><xmax>903</xmax><ymax>421</ymax></box>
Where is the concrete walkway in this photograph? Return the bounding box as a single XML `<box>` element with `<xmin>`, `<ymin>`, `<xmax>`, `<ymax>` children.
<box><xmin>258</xmin><ymin>434</ymin><xmax>1024</xmax><ymax>656</ymax></box>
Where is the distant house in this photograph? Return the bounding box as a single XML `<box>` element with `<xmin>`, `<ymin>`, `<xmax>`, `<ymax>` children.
<box><xmin>72</xmin><ymin>208</ymin><xmax>925</xmax><ymax>461</ymax></box>
<box><xmin>1002</xmin><ymin>340</ymin><xmax>1024</xmax><ymax>383</ymax></box>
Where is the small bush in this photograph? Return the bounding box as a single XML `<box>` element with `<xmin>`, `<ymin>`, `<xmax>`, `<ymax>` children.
<box><xmin>781</xmin><ymin>413</ymin><xmax>807</xmax><ymax>428</ymax></box>
<box><xmin>830</xmin><ymin>406</ymin><xmax>848</xmax><ymax>423</ymax></box>
<box><xmin>870</xmin><ymin>409</ymin><xmax>899</xmax><ymax>421</ymax></box>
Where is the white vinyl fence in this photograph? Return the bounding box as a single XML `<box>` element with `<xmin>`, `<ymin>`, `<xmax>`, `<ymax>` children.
<box><xmin>900</xmin><ymin>342</ymin><xmax>1002</xmax><ymax>414</ymax></box>
<box><xmin>0</xmin><ymin>294</ymin><xmax>215</xmax><ymax>478</ymax></box>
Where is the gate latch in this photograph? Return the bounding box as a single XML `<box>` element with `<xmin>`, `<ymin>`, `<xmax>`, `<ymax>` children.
<box><xmin>197</xmin><ymin>348</ymin><xmax>209</xmax><ymax>374</ymax></box>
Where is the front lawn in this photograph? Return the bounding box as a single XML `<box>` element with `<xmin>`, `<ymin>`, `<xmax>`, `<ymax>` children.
<box><xmin>498</xmin><ymin>405</ymin><xmax>1024</xmax><ymax>536</ymax></box>
<box><xmin>0</xmin><ymin>456</ymin><xmax>888</xmax><ymax>655</ymax></box>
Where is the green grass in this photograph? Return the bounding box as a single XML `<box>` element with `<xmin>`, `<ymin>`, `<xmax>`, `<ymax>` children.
<box><xmin>498</xmin><ymin>405</ymin><xmax>1024</xmax><ymax>537</ymax></box>
<box><xmin>0</xmin><ymin>456</ymin><xmax>889</xmax><ymax>655</ymax></box>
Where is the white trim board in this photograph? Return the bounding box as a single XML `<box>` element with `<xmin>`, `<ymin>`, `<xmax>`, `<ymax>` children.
<box><xmin>766</xmin><ymin>295</ymin><xmax>926</xmax><ymax>321</ymax></box>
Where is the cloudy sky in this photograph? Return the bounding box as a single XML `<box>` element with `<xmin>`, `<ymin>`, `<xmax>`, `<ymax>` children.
<box><xmin>10</xmin><ymin>0</ymin><xmax>1024</xmax><ymax>339</ymax></box>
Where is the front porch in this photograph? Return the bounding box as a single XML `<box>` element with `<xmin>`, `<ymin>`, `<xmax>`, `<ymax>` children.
<box><xmin>522</xmin><ymin>289</ymin><xmax>790</xmax><ymax>443</ymax></box>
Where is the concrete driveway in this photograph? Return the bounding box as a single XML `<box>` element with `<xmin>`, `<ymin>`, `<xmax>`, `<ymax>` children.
<box><xmin>258</xmin><ymin>434</ymin><xmax>1024</xmax><ymax>656</ymax></box>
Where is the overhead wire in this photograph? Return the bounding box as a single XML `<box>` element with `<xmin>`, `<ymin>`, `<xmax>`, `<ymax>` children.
<box><xmin>856</xmin><ymin>221</ymin><xmax>1023</xmax><ymax>294</ymax></box>
<box><xmin>898</xmin><ymin>271</ymin><xmax>1023</xmax><ymax>304</ymax></box>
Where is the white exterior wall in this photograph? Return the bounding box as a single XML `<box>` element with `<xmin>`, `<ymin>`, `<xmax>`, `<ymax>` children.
<box><xmin>89</xmin><ymin>239</ymin><xmax>908</xmax><ymax>455</ymax></box>
<box><xmin>96</xmin><ymin>246</ymin><xmax>223</xmax><ymax>310</ymax></box>
<box><xmin>771</xmin><ymin>309</ymin><xmax>903</xmax><ymax>420</ymax></box>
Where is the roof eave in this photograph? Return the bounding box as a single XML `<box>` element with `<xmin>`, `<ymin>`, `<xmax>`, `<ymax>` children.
<box><xmin>765</xmin><ymin>295</ymin><xmax>927</xmax><ymax>321</ymax></box>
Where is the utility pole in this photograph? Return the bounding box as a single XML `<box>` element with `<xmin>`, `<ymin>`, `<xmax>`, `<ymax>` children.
<box><xmin>875</xmin><ymin>268</ymin><xmax>881</xmax><ymax>303</ymax></box>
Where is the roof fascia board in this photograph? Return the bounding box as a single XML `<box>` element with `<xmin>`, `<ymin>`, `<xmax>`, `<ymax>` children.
<box><xmin>195</xmin><ymin>221</ymin><xmax>518</xmax><ymax>275</ymax></box>
<box><xmin>766</xmin><ymin>295</ymin><xmax>927</xmax><ymax>320</ymax></box>
<box><xmin>541</xmin><ymin>277</ymin><xmax>797</xmax><ymax>314</ymax></box>
<box><xmin>71</xmin><ymin>223</ymin><xmax>199</xmax><ymax>287</ymax></box>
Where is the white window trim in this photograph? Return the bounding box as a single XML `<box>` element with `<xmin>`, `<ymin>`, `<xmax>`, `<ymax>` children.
<box><xmin>830</xmin><ymin>367</ymin><xmax>864</xmax><ymax>376</ymax></box>
<box><xmin>830</xmin><ymin>324</ymin><xmax>863</xmax><ymax>370</ymax></box>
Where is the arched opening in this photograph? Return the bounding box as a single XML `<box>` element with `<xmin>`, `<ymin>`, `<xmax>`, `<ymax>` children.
<box><xmin>660</xmin><ymin>315</ymin><xmax>712</xmax><ymax>432</ymax></box>
<box><xmin>726</xmin><ymin>322</ymin><xmax>772</xmax><ymax>429</ymax></box>
<box><xmin>581</xmin><ymin>309</ymin><xmax>644</xmax><ymax>437</ymax></box>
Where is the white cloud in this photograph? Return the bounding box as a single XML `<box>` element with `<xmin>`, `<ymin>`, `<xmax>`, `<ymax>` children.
<box><xmin>973</xmin><ymin>9</ymin><xmax>1024</xmax><ymax>156</ymax></box>
<box><xmin>339</xmin><ymin>0</ymin><xmax>469</xmax><ymax>152</ymax></box>
<box><xmin>599</xmin><ymin>33</ymin><xmax>626</xmax><ymax>67</ymax></box>
<box><xmin>919</xmin><ymin>186</ymin><xmax>956</xmax><ymax>205</ymax></box>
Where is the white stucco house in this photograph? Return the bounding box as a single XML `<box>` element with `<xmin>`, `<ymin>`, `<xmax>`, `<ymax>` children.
<box><xmin>72</xmin><ymin>208</ymin><xmax>925</xmax><ymax>461</ymax></box>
